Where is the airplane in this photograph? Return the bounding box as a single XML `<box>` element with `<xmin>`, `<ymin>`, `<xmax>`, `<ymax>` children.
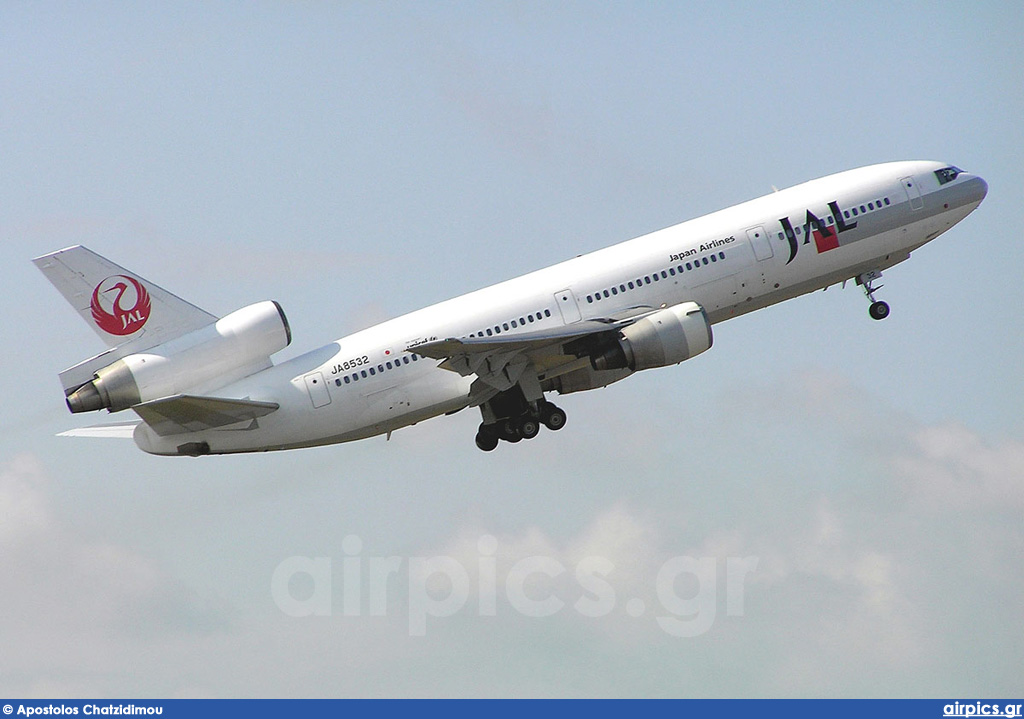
<box><xmin>34</xmin><ymin>160</ymin><xmax>987</xmax><ymax>455</ymax></box>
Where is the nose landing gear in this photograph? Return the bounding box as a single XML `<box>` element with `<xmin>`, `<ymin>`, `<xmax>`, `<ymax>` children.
<box><xmin>857</xmin><ymin>271</ymin><xmax>890</xmax><ymax>320</ymax></box>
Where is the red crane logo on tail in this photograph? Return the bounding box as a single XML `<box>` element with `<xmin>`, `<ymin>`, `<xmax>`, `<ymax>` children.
<box><xmin>90</xmin><ymin>275</ymin><xmax>151</xmax><ymax>336</ymax></box>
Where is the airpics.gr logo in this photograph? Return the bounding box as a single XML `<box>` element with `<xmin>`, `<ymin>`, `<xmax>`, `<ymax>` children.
<box><xmin>90</xmin><ymin>274</ymin><xmax>151</xmax><ymax>335</ymax></box>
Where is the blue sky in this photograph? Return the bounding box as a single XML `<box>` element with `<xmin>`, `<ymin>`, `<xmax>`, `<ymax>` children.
<box><xmin>2</xmin><ymin>2</ymin><xmax>1022</xmax><ymax>697</ymax></box>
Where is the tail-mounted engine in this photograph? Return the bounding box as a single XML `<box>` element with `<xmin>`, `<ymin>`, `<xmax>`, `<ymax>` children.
<box><xmin>590</xmin><ymin>301</ymin><xmax>713</xmax><ymax>372</ymax></box>
<box><xmin>65</xmin><ymin>301</ymin><xmax>291</xmax><ymax>413</ymax></box>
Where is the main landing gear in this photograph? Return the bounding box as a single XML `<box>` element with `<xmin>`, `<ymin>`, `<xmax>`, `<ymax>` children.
<box><xmin>474</xmin><ymin>399</ymin><xmax>567</xmax><ymax>452</ymax></box>
<box><xmin>857</xmin><ymin>271</ymin><xmax>890</xmax><ymax>321</ymax></box>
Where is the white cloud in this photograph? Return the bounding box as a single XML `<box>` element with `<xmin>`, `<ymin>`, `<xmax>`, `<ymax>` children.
<box><xmin>0</xmin><ymin>455</ymin><xmax>232</xmax><ymax>698</ymax></box>
<box><xmin>0</xmin><ymin>454</ymin><xmax>52</xmax><ymax>545</ymax></box>
<box><xmin>895</xmin><ymin>423</ymin><xmax>1024</xmax><ymax>513</ymax></box>
<box><xmin>4</xmin><ymin>374</ymin><xmax>1022</xmax><ymax>698</ymax></box>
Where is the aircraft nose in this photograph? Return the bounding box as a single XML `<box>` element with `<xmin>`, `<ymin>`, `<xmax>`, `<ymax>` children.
<box><xmin>963</xmin><ymin>174</ymin><xmax>988</xmax><ymax>204</ymax></box>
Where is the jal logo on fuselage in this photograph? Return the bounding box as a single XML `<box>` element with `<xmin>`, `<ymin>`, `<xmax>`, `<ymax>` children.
<box><xmin>90</xmin><ymin>274</ymin><xmax>152</xmax><ymax>335</ymax></box>
<box><xmin>778</xmin><ymin>201</ymin><xmax>857</xmax><ymax>264</ymax></box>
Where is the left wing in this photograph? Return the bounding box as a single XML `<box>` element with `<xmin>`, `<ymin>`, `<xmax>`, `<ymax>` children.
<box><xmin>412</xmin><ymin>311</ymin><xmax>653</xmax><ymax>404</ymax></box>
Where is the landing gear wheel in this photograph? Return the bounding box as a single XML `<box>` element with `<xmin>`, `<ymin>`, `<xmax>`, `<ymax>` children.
<box><xmin>541</xmin><ymin>406</ymin><xmax>566</xmax><ymax>431</ymax></box>
<box><xmin>518</xmin><ymin>416</ymin><xmax>540</xmax><ymax>440</ymax></box>
<box><xmin>475</xmin><ymin>427</ymin><xmax>499</xmax><ymax>452</ymax></box>
<box><xmin>869</xmin><ymin>301</ymin><xmax>890</xmax><ymax>321</ymax></box>
<box><xmin>498</xmin><ymin>419</ymin><xmax>521</xmax><ymax>443</ymax></box>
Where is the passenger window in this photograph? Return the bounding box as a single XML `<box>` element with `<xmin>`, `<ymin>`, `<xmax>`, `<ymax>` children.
<box><xmin>868</xmin><ymin>202</ymin><xmax>874</xmax><ymax>210</ymax></box>
<box><xmin>718</xmin><ymin>252</ymin><xmax>725</xmax><ymax>259</ymax></box>
<box><xmin>852</xmin><ymin>207</ymin><xmax>859</xmax><ymax>216</ymax></box>
<box><xmin>661</xmin><ymin>271</ymin><xmax>668</xmax><ymax>279</ymax></box>
<box><xmin>859</xmin><ymin>205</ymin><xmax>866</xmax><ymax>213</ymax></box>
<box><xmin>628</xmin><ymin>281</ymin><xmax>635</xmax><ymax>289</ymax></box>
<box><xmin>710</xmin><ymin>255</ymin><xmax>717</xmax><ymax>263</ymax></box>
<box><xmin>702</xmin><ymin>257</ymin><xmax>708</xmax><ymax>265</ymax></box>
<box><xmin>369</xmin><ymin>367</ymin><xmax>375</xmax><ymax>376</ymax></box>
<box><xmin>669</xmin><ymin>267</ymin><xmax>676</xmax><ymax>276</ymax></box>
<box><xmin>386</xmin><ymin>361</ymin><xmax>392</xmax><ymax>370</ymax></box>
<box><xmin>545</xmin><ymin>309</ymin><xmax>551</xmax><ymax>317</ymax></box>
<box><xmin>884</xmin><ymin>197</ymin><xmax>890</xmax><ymax>205</ymax></box>
<box><xmin>486</xmin><ymin>328</ymin><xmax>493</xmax><ymax>336</ymax></box>
<box><xmin>686</xmin><ymin>262</ymin><xmax>692</xmax><ymax>270</ymax></box>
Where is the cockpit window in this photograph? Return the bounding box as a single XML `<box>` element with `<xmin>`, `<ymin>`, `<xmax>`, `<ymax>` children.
<box><xmin>935</xmin><ymin>166</ymin><xmax>963</xmax><ymax>185</ymax></box>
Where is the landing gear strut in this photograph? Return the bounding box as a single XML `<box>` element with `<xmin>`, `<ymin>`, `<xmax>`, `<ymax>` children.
<box><xmin>475</xmin><ymin>398</ymin><xmax>567</xmax><ymax>451</ymax></box>
<box><xmin>857</xmin><ymin>271</ymin><xmax>890</xmax><ymax>321</ymax></box>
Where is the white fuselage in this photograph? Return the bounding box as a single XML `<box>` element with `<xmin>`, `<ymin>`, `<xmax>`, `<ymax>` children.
<box><xmin>133</xmin><ymin>160</ymin><xmax>987</xmax><ymax>455</ymax></box>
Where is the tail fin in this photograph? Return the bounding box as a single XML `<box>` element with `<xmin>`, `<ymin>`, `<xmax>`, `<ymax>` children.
<box><xmin>33</xmin><ymin>245</ymin><xmax>218</xmax><ymax>393</ymax></box>
<box><xmin>33</xmin><ymin>245</ymin><xmax>216</xmax><ymax>348</ymax></box>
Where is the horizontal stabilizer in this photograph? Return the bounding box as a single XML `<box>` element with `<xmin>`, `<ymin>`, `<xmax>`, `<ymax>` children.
<box><xmin>58</xmin><ymin>421</ymin><xmax>141</xmax><ymax>439</ymax></box>
<box><xmin>133</xmin><ymin>395</ymin><xmax>280</xmax><ymax>437</ymax></box>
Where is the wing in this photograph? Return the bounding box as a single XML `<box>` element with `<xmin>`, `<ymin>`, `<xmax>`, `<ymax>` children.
<box><xmin>412</xmin><ymin>309</ymin><xmax>655</xmax><ymax>405</ymax></box>
<box><xmin>131</xmin><ymin>395</ymin><xmax>280</xmax><ymax>437</ymax></box>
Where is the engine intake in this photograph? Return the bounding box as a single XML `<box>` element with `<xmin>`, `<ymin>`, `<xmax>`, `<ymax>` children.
<box><xmin>591</xmin><ymin>302</ymin><xmax>712</xmax><ymax>372</ymax></box>
<box><xmin>66</xmin><ymin>300</ymin><xmax>291</xmax><ymax>413</ymax></box>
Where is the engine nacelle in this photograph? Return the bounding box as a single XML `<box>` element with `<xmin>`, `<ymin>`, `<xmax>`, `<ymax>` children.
<box><xmin>545</xmin><ymin>366</ymin><xmax>631</xmax><ymax>395</ymax></box>
<box><xmin>591</xmin><ymin>302</ymin><xmax>712</xmax><ymax>372</ymax></box>
<box><xmin>66</xmin><ymin>301</ymin><xmax>291</xmax><ymax>413</ymax></box>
